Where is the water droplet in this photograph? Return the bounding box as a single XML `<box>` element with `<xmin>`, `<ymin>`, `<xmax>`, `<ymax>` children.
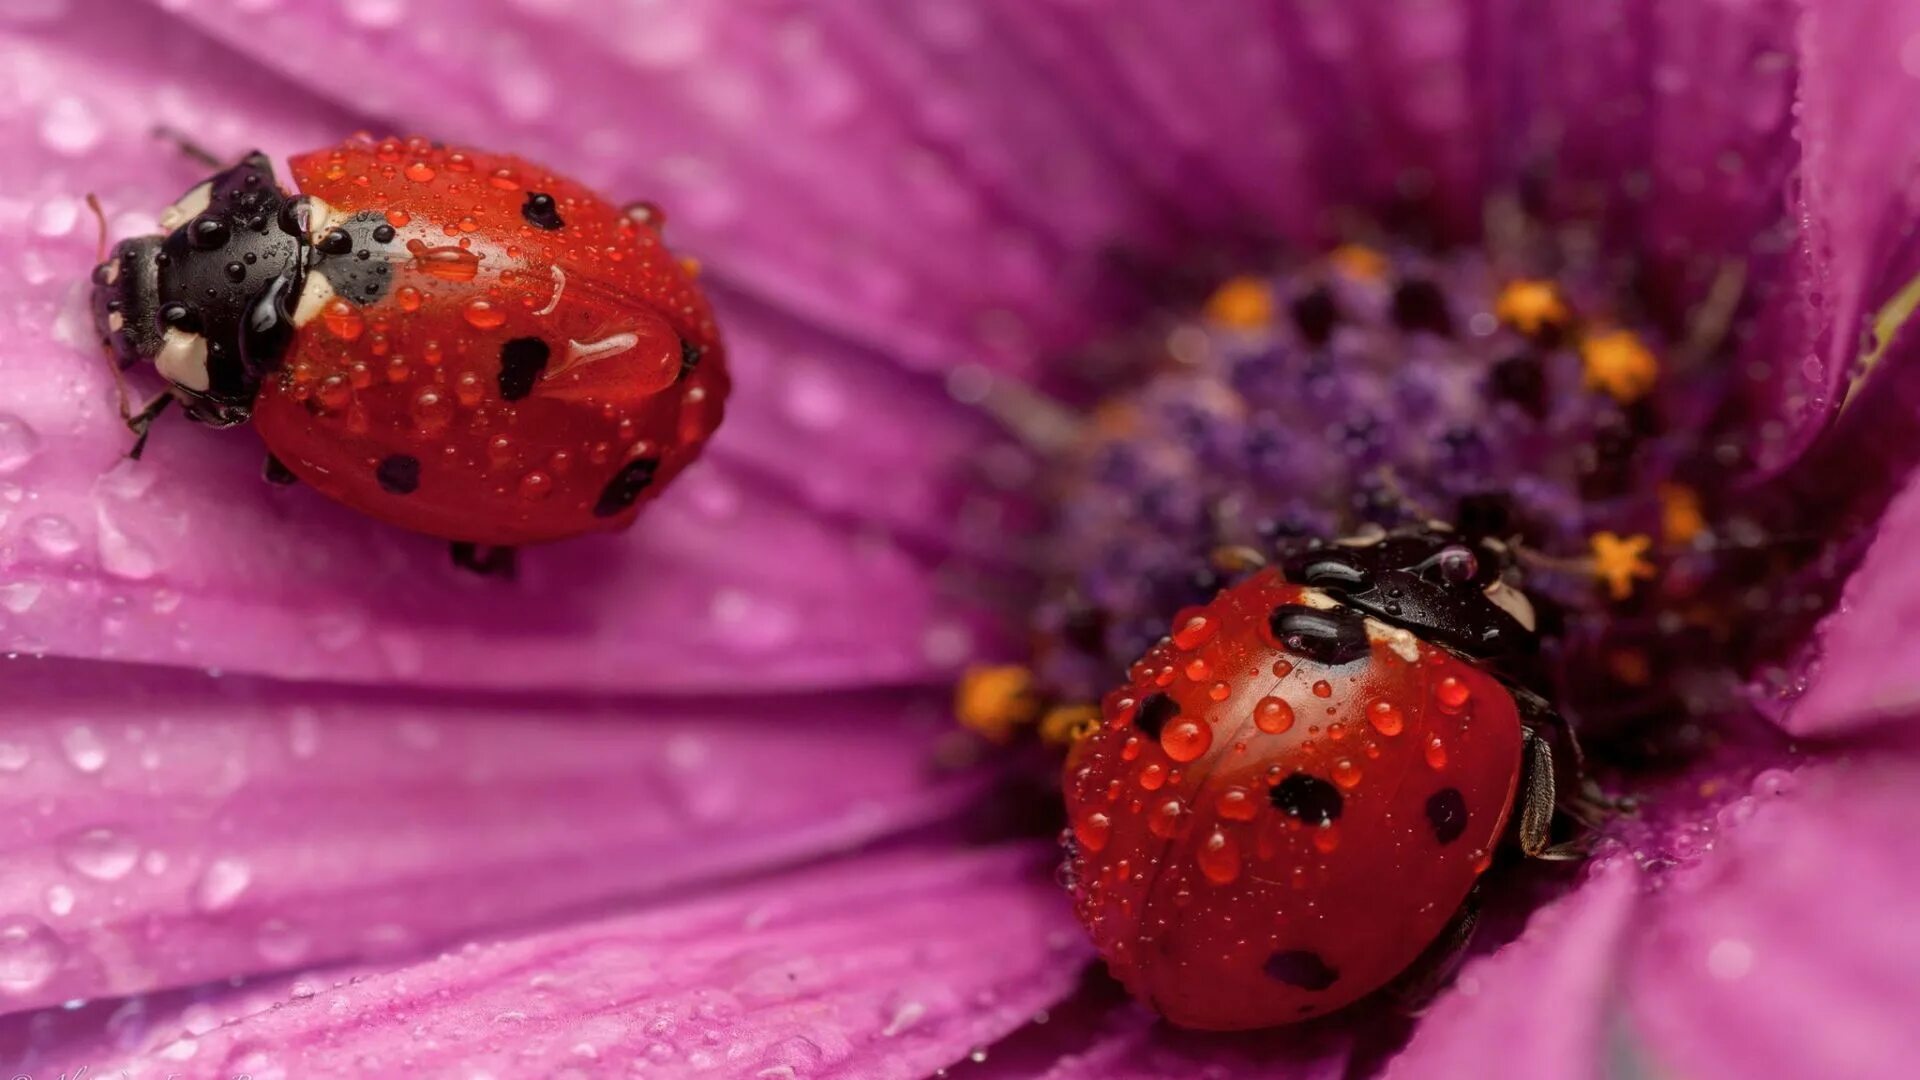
<box><xmin>1073</xmin><ymin>812</ymin><xmax>1110</xmax><ymax>853</ymax></box>
<box><xmin>1216</xmin><ymin>786</ymin><xmax>1258</xmax><ymax>821</ymax></box>
<box><xmin>0</xmin><ymin>916</ymin><xmax>64</xmax><ymax>994</ymax></box>
<box><xmin>1254</xmin><ymin>696</ymin><xmax>1295</xmax><ymax>734</ymax></box>
<box><xmin>1272</xmin><ymin>659</ymin><xmax>1294</xmax><ymax>678</ymax></box>
<box><xmin>44</xmin><ymin>885</ymin><xmax>73</xmax><ymax>917</ymax></box>
<box><xmin>1196</xmin><ymin>829</ymin><xmax>1240</xmax><ymax>885</ymax></box>
<box><xmin>1436</xmin><ymin>676</ymin><xmax>1471</xmax><ymax>711</ymax></box>
<box><xmin>404</xmin><ymin>161</ymin><xmax>436</xmax><ymax>182</ymax></box>
<box><xmin>321</xmin><ymin>298</ymin><xmax>365</xmax><ymax>340</ymax></box>
<box><xmin>1171</xmin><ymin>609</ymin><xmax>1217</xmax><ymax>650</ymax></box>
<box><xmin>1207</xmin><ymin>681</ymin><xmax>1231</xmax><ymax>702</ymax></box>
<box><xmin>0</xmin><ymin>414</ymin><xmax>39</xmax><ymax>474</ymax></box>
<box><xmin>61</xmin><ymin>726</ymin><xmax>105</xmax><ymax>773</ymax></box>
<box><xmin>1425</xmin><ymin>736</ymin><xmax>1448</xmax><ymax>769</ymax></box>
<box><xmin>1311</xmin><ymin>679</ymin><xmax>1333</xmax><ymax>698</ymax></box>
<box><xmin>59</xmin><ymin>827</ymin><xmax>138</xmax><ymax>881</ymax></box>
<box><xmin>1368</xmin><ymin>700</ymin><xmax>1404</xmax><ymax>736</ymax></box>
<box><xmin>0</xmin><ymin>582</ymin><xmax>41</xmax><ymax>614</ymax></box>
<box><xmin>1139</xmin><ymin>763</ymin><xmax>1167</xmax><ymax>791</ymax></box>
<box><xmin>1183</xmin><ymin>657</ymin><xmax>1210</xmax><ymax>681</ymax></box>
<box><xmin>1147</xmin><ymin>796</ymin><xmax>1185</xmax><ymax>838</ymax></box>
<box><xmin>463</xmin><ymin>298</ymin><xmax>508</xmax><ymax>329</ymax></box>
<box><xmin>517</xmin><ymin>470</ymin><xmax>553</xmax><ymax>500</ymax></box>
<box><xmin>0</xmin><ymin>743</ymin><xmax>30</xmax><ymax>771</ymax></box>
<box><xmin>1161</xmin><ymin>719</ymin><xmax>1212</xmax><ymax>763</ymax></box>
<box><xmin>26</xmin><ymin>514</ymin><xmax>79</xmax><ymax>556</ymax></box>
<box><xmin>255</xmin><ymin>920</ymin><xmax>310</xmax><ymax>966</ymax></box>
<box><xmin>194</xmin><ymin>857</ymin><xmax>252</xmax><ymax>913</ymax></box>
<box><xmin>1331</xmin><ymin>759</ymin><xmax>1361</xmax><ymax>789</ymax></box>
<box><xmin>410</xmin><ymin>388</ymin><xmax>452</xmax><ymax>434</ymax></box>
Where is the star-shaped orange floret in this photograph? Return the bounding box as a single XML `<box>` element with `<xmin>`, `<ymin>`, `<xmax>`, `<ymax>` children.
<box><xmin>1203</xmin><ymin>276</ymin><xmax>1275</xmax><ymax>329</ymax></box>
<box><xmin>1590</xmin><ymin>531</ymin><xmax>1657</xmax><ymax>600</ymax></box>
<box><xmin>1495</xmin><ymin>279</ymin><xmax>1570</xmax><ymax>335</ymax></box>
<box><xmin>1581</xmin><ymin>328</ymin><xmax>1661</xmax><ymax>403</ymax></box>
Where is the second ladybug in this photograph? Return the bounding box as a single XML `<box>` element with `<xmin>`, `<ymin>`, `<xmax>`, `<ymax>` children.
<box><xmin>1063</xmin><ymin>526</ymin><xmax>1583</xmax><ymax>1030</ymax></box>
<box><xmin>89</xmin><ymin>134</ymin><xmax>728</xmax><ymax>571</ymax></box>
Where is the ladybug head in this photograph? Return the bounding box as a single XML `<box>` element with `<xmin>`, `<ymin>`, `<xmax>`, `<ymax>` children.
<box><xmin>1278</xmin><ymin>525</ymin><xmax>1537</xmax><ymax>662</ymax></box>
<box><xmin>89</xmin><ymin>152</ymin><xmax>308</xmax><ymax>427</ymax></box>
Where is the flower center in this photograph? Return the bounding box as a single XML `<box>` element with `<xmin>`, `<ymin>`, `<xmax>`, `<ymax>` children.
<box><xmin>962</xmin><ymin>241</ymin><xmax>1819</xmax><ymax>771</ymax></box>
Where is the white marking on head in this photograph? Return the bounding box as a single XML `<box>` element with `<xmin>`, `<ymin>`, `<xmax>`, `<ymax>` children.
<box><xmin>156</xmin><ymin>181</ymin><xmax>213</xmax><ymax>232</ymax></box>
<box><xmin>106</xmin><ymin>312</ymin><xmax>124</xmax><ymax>333</ymax></box>
<box><xmin>304</xmin><ymin>196</ymin><xmax>339</xmax><ymax>239</ymax></box>
<box><xmin>153</xmin><ymin>328</ymin><xmax>210</xmax><ymax>392</ymax></box>
<box><xmin>100</xmin><ymin>260</ymin><xmax>119</xmax><ymax>286</ymax></box>
<box><xmin>534</xmin><ymin>265</ymin><xmax>566</xmax><ymax>316</ymax></box>
<box><xmin>1295</xmin><ymin>588</ymin><xmax>1341</xmax><ymax>611</ymax></box>
<box><xmin>290</xmin><ymin>272</ymin><xmax>337</xmax><ymax>329</ymax></box>
<box><xmin>1334</xmin><ymin>523</ymin><xmax>1388</xmax><ymax>547</ymax></box>
<box><xmin>1484</xmin><ymin>580</ymin><xmax>1537</xmax><ymax>632</ymax></box>
<box><xmin>565</xmin><ymin>332</ymin><xmax>638</xmax><ymax>367</ymax></box>
<box><xmin>1366</xmin><ymin>619</ymin><xmax>1422</xmax><ymax>663</ymax></box>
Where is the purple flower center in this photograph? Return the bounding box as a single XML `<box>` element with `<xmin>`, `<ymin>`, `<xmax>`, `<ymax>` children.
<box><xmin>1018</xmin><ymin>242</ymin><xmax>1825</xmax><ymax>772</ymax></box>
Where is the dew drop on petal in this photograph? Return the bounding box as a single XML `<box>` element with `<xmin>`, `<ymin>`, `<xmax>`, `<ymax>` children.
<box><xmin>61</xmin><ymin>726</ymin><xmax>105</xmax><ymax>773</ymax></box>
<box><xmin>26</xmin><ymin>514</ymin><xmax>79</xmax><ymax>557</ymax></box>
<box><xmin>0</xmin><ymin>916</ymin><xmax>65</xmax><ymax>995</ymax></box>
<box><xmin>0</xmin><ymin>415</ymin><xmax>39</xmax><ymax>474</ymax></box>
<box><xmin>59</xmin><ymin>827</ymin><xmax>138</xmax><ymax>881</ymax></box>
<box><xmin>194</xmin><ymin>857</ymin><xmax>252</xmax><ymax>913</ymax></box>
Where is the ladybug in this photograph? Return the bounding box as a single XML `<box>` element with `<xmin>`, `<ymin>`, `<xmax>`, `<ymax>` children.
<box><xmin>1061</xmin><ymin>525</ymin><xmax>1579</xmax><ymax>1030</ymax></box>
<box><xmin>88</xmin><ymin>135</ymin><xmax>726</xmax><ymax>571</ymax></box>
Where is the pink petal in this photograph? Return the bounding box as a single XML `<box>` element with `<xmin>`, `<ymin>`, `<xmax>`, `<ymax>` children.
<box><xmin>1762</xmin><ymin>0</ymin><xmax>1920</xmax><ymax>493</ymax></box>
<box><xmin>1383</xmin><ymin>865</ymin><xmax>1641</xmax><ymax>1080</ymax></box>
<box><xmin>1625</xmin><ymin>752</ymin><xmax>1920</xmax><ymax>1080</ymax></box>
<box><xmin>0</xmin><ymin>2</ymin><xmax>989</xmax><ymax>692</ymax></box>
<box><xmin>10</xmin><ymin>846</ymin><xmax>1085</xmax><ymax>1080</ymax></box>
<box><xmin>1032</xmin><ymin>1011</ymin><xmax>1350</xmax><ymax>1080</ymax></box>
<box><xmin>0</xmin><ymin>656</ymin><xmax>985</xmax><ymax>1015</ymax></box>
<box><xmin>1785</xmin><ymin>467</ymin><xmax>1920</xmax><ymax>736</ymax></box>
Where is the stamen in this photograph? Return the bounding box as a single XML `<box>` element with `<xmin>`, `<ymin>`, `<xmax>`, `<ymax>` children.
<box><xmin>955</xmin><ymin>664</ymin><xmax>1041</xmax><ymax>742</ymax></box>
<box><xmin>1327</xmin><ymin>244</ymin><xmax>1387</xmax><ymax>281</ymax></box>
<box><xmin>1590</xmin><ymin>531</ymin><xmax>1658</xmax><ymax>600</ymax></box>
<box><xmin>1039</xmin><ymin>704</ymin><xmax>1102</xmax><ymax>745</ymax></box>
<box><xmin>1659</xmin><ymin>484</ymin><xmax>1706</xmax><ymax>545</ymax></box>
<box><xmin>1202</xmin><ymin>277</ymin><xmax>1275</xmax><ymax>329</ymax></box>
<box><xmin>1494</xmin><ymin>279</ymin><xmax>1570</xmax><ymax>336</ymax></box>
<box><xmin>1580</xmin><ymin>328</ymin><xmax>1660</xmax><ymax>403</ymax></box>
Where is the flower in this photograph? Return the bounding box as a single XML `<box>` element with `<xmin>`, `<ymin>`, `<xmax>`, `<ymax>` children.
<box><xmin>2</xmin><ymin>0</ymin><xmax>1920</xmax><ymax>1077</ymax></box>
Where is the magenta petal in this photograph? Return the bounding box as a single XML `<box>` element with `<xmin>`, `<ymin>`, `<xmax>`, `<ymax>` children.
<box><xmin>16</xmin><ymin>846</ymin><xmax>1083</xmax><ymax>1080</ymax></box>
<box><xmin>1384</xmin><ymin>866</ymin><xmax>1641</xmax><ymax>1080</ymax></box>
<box><xmin>1786</xmin><ymin>469</ymin><xmax>1920</xmax><ymax>735</ymax></box>
<box><xmin>0</xmin><ymin>657</ymin><xmax>984</xmax><ymax>1015</ymax></box>
<box><xmin>1625</xmin><ymin>754</ymin><xmax>1920</xmax><ymax>1079</ymax></box>
<box><xmin>1759</xmin><ymin>0</ymin><xmax>1920</xmax><ymax>490</ymax></box>
<box><xmin>0</xmin><ymin>3</ymin><xmax>989</xmax><ymax>692</ymax></box>
<box><xmin>1032</xmin><ymin>1012</ymin><xmax>1349</xmax><ymax>1080</ymax></box>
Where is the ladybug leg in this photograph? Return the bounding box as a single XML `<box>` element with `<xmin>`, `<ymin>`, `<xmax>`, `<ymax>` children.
<box><xmin>1389</xmin><ymin>888</ymin><xmax>1482</xmax><ymax>1014</ymax></box>
<box><xmin>151</xmin><ymin>125</ymin><xmax>222</xmax><ymax>168</ymax></box>
<box><xmin>262</xmin><ymin>454</ymin><xmax>299</xmax><ymax>487</ymax></box>
<box><xmin>124</xmin><ymin>392</ymin><xmax>175</xmax><ymax>461</ymax></box>
<box><xmin>1516</xmin><ymin>726</ymin><xmax>1567</xmax><ymax>859</ymax></box>
<box><xmin>450</xmin><ymin>542</ymin><xmax>518</xmax><ymax>580</ymax></box>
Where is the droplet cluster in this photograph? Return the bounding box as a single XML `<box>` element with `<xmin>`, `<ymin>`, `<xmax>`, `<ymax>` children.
<box><xmin>1061</xmin><ymin>570</ymin><xmax>1522</xmax><ymax>1029</ymax></box>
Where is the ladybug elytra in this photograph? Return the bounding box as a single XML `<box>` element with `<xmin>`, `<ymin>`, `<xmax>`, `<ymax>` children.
<box><xmin>1063</xmin><ymin>526</ymin><xmax>1577</xmax><ymax>1030</ymax></box>
<box><xmin>89</xmin><ymin>135</ymin><xmax>726</xmax><ymax>569</ymax></box>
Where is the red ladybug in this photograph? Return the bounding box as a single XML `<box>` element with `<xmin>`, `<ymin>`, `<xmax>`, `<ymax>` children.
<box><xmin>1062</xmin><ymin>527</ymin><xmax>1576</xmax><ymax>1030</ymax></box>
<box><xmin>88</xmin><ymin>135</ymin><xmax>726</xmax><ymax>571</ymax></box>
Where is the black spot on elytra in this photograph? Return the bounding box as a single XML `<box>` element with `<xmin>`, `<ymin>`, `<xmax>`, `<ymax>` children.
<box><xmin>679</xmin><ymin>339</ymin><xmax>703</xmax><ymax>380</ymax></box>
<box><xmin>522</xmin><ymin>192</ymin><xmax>565</xmax><ymax>231</ymax></box>
<box><xmin>376</xmin><ymin>454</ymin><xmax>421</xmax><ymax>495</ymax></box>
<box><xmin>1264</xmin><ymin>950</ymin><xmax>1339</xmax><ymax>991</ymax></box>
<box><xmin>498</xmin><ymin>337</ymin><xmax>551</xmax><ymax>402</ymax></box>
<box><xmin>1290</xmin><ymin>287</ymin><xmax>1338</xmax><ymax>345</ymax></box>
<box><xmin>1134</xmin><ymin>692</ymin><xmax>1180</xmax><ymax>740</ymax></box>
<box><xmin>1270</xmin><ymin>772</ymin><xmax>1342</xmax><ymax>825</ymax></box>
<box><xmin>593</xmin><ymin>457</ymin><xmax>660</xmax><ymax>517</ymax></box>
<box><xmin>1426</xmin><ymin>787</ymin><xmax>1468</xmax><ymax>845</ymax></box>
<box><xmin>1268</xmin><ymin>604</ymin><xmax>1370</xmax><ymax>666</ymax></box>
<box><xmin>1391</xmin><ymin>278</ymin><xmax>1453</xmax><ymax>335</ymax></box>
<box><xmin>317</xmin><ymin>227</ymin><xmax>354</xmax><ymax>256</ymax></box>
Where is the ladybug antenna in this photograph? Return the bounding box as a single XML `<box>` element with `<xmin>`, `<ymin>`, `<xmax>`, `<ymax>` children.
<box><xmin>84</xmin><ymin>192</ymin><xmax>108</xmax><ymax>263</ymax></box>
